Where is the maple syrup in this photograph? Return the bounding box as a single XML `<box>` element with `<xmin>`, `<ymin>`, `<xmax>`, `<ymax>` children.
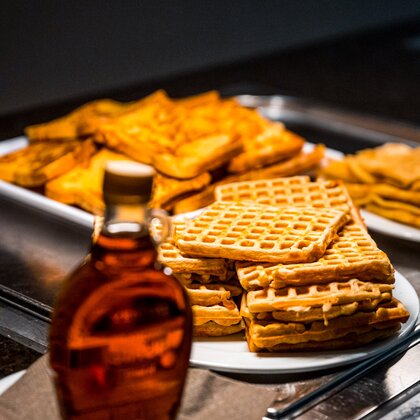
<box><xmin>49</xmin><ymin>162</ymin><xmax>192</xmax><ymax>419</ymax></box>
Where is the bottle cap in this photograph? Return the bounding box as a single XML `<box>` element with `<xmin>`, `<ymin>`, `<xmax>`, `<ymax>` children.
<box><xmin>103</xmin><ymin>161</ymin><xmax>155</xmax><ymax>204</ymax></box>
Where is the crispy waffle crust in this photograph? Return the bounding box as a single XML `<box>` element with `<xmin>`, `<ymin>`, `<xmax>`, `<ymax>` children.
<box><xmin>172</xmin><ymin>146</ymin><xmax>326</xmax><ymax>214</ymax></box>
<box><xmin>194</xmin><ymin>321</ymin><xmax>245</xmax><ymax>337</ymax></box>
<box><xmin>158</xmin><ymin>241</ymin><xmax>228</xmax><ymax>278</ymax></box>
<box><xmin>174</xmin><ymin>201</ymin><xmax>349</xmax><ymax>263</ymax></box>
<box><xmin>246</xmin><ymin>322</ymin><xmax>401</xmax><ymax>352</ymax></box>
<box><xmin>240</xmin><ymin>293</ymin><xmax>392</xmax><ymax>323</ymax></box>
<box><xmin>236</xmin><ymin>223</ymin><xmax>394</xmax><ymax>290</ymax></box>
<box><xmin>186</xmin><ymin>283</ymin><xmax>242</xmax><ymax>307</ymax></box>
<box><xmin>193</xmin><ymin>301</ymin><xmax>243</xmax><ymax>327</ymax></box>
<box><xmin>244</xmin><ymin>298</ymin><xmax>408</xmax><ymax>348</ymax></box>
<box><xmin>245</xmin><ymin>280</ymin><xmax>394</xmax><ymax>312</ymax></box>
<box><xmin>215</xmin><ymin>177</ymin><xmax>363</xmax><ymax>226</ymax></box>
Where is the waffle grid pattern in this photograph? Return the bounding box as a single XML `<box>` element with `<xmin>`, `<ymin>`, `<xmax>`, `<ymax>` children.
<box><xmin>236</xmin><ymin>223</ymin><xmax>394</xmax><ymax>290</ymax></box>
<box><xmin>175</xmin><ymin>201</ymin><xmax>348</xmax><ymax>263</ymax></box>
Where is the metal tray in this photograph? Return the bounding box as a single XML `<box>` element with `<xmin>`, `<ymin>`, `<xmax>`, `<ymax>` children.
<box><xmin>0</xmin><ymin>94</ymin><xmax>419</xmax><ymax>348</ymax></box>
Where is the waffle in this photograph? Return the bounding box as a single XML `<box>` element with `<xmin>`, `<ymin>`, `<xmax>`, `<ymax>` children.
<box><xmin>194</xmin><ymin>321</ymin><xmax>245</xmax><ymax>337</ymax></box>
<box><xmin>186</xmin><ymin>283</ymin><xmax>242</xmax><ymax>307</ymax></box>
<box><xmin>0</xmin><ymin>139</ymin><xmax>96</xmax><ymax>187</ymax></box>
<box><xmin>240</xmin><ymin>293</ymin><xmax>392</xmax><ymax>324</ymax></box>
<box><xmin>172</xmin><ymin>145</ymin><xmax>325</xmax><ymax>214</ymax></box>
<box><xmin>236</xmin><ymin>223</ymin><xmax>394</xmax><ymax>290</ymax></box>
<box><xmin>215</xmin><ymin>177</ymin><xmax>362</xmax><ymax>226</ymax></box>
<box><xmin>193</xmin><ymin>301</ymin><xmax>242</xmax><ymax>324</ymax></box>
<box><xmin>246</xmin><ymin>322</ymin><xmax>401</xmax><ymax>352</ymax></box>
<box><xmin>175</xmin><ymin>201</ymin><xmax>349</xmax><ymax>263</ymax></box>
<box><xmin>228</xmin><ymin>124</ymin><xmax>304</xmax><ymax>173</ymax></box>
<box><xmin>193</xmin><ymin>301</ymin><xmax>244</xmax><ymax>336</ymax></box>
<box><xmin>151</xmin><ymin>171</ymin><xmax>211</xmax><ymax>210</ymax></box>
<box><xmin>246</xmin><ymin>279</ymin><xmax>394</xmax><ymax>312</ymax></box>
<box><xmin>158</xmin><ymin>241</ymin><xmax>228</xmax><ymax>279</ymax></box>
<box><xmin>173</xmin><ymin>272</ymin><xmax>228</xmax><ymax>286</ymax></box>
<box><xmin>245</xmin><ymin>298</ymin><xmax>408</xmax><ymax>346</ymax></box>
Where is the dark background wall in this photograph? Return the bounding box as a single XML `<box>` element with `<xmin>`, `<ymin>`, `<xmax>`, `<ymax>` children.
<box><xmin>1</xmin><ymin>0</ymin><xmax>420</xmax><ymax>116</ymax></box>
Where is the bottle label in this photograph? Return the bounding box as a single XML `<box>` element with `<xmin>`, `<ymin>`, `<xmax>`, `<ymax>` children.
<box><xmin>59</xmin><ymin>277</ymin><xmax>189</xmax><ymax>416</ymax></box>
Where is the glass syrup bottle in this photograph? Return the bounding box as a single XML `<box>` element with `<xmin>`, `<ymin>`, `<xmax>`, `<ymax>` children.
<box><xmin>49</xmin><ymin>161</ymin><xmax>192</xmax><ymax>420</ymax></box>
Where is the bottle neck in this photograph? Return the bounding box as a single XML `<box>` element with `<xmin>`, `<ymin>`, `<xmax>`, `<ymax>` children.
<box><xmin>92</xmin><ymin>201</ymin><xmax>156</xmax><ymax>268</ymax></box>
<box><xmin>102</xmin><ymin>201</ymin><xmax>149</xmax><ymax>238</ymax></box>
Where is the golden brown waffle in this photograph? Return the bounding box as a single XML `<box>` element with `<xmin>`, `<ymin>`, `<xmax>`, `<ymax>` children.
<box><xmin>215</xmin><ymin>177</ymin><xmax>362</xmax><ymax>225</ymax></box>
<box><xmin>245</xmin><ymin>322</ymin><xmax>400</xmax><ymax>352</ymax></box>
<box><xmin>158</xmin><ymin>241</ymin><xmax>228</xmax><ymax>279</ymax></box>
<box><xmin>245</xmin><ymin>299</ymin><xmax>408</xmax><ymax>348</ymax></box>
<box><xmin>172</xmin><ymin>145</ymin><xmax>326</xmax><ymax>214</ymax></box>
<box><xmin>186</xmin><ymin>283</ymin><xmax>242</xmax><ymax>307</ymax></box>
<box><xmin>193</xmin><ymin>300</ymin><xmax>244</xmax><ymax>336</ymax></box>
<box><xmin>194</xmin><ymin>321</ymin><xmax>245</xmax><ymax>337</ymax></box>
<box><xmin>240</xmin><ymin>293</ymin><xmax>392</xmax><ymax>324</ymax></box>
<box><xmin>173</xmin><ymin>273</ymin><xmax>228</xmax><ymax>286</ymax></box>
<box><xmin>45</xmin><ymin>148</ymin><xmax>133</xmax><ymax>215</ymax></box>
<box><xmin>0</xmin><ymin>139</ymin><xmax>96</xmax><ymax>187</ymax></box>
<box><xmin>228</xmin><ymin>124</ymin><xmax>305</xmax><ymax>173</ymax></box>
<box><xmin>236</xmin><ymin>223</ymin><xmax>394</xmax><ymax>290</ymax></box>
<box><xmin>175</xmin><ymin>201</ymin><xmax>349</xmax><ymax>263</ymax></box>
<box><xmin>151</xmin><ymin>172</ymin><xmax>211</xmax><ymax>210</ymax></box>
<box><xmin>246</xmin><ymin>279</ymin><xmax>394</xmax><ymax>312</ymax></box>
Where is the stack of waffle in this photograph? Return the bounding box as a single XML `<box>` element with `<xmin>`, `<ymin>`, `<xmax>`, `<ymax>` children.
<box><xmin>167</xmin><ymin>176</ymin><xmax>410</xmax><ymax>349</ymax></box>
<box><xmin>158</xmin><ymin>225</ymin><xmax>243</xmax><ymax>336</ymax></box>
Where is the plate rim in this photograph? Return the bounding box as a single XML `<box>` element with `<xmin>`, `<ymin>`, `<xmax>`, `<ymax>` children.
<box><xmin>361</xmin><ymin>209</ymin><xmax>420</xmax><ymax>243</ymax></box>
<box><xmin>190</xmin><ymin>270</ymin><xmax>419</xmax><ymax>374</ymax></box>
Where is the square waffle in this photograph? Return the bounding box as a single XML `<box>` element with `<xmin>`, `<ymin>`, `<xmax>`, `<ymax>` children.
<box><xmin>193</xmin><ymin>302</ymin><xmax>244</xmax><ymax>337</ymax></box>
<box><xmin>236</xmin><ymin>223</ymin><xmax>394</xmax><ymax>290</ymax></box>
<box><xmin>245</xmin><ymin>279</ymin><xmax>394</xmax><ymax>312</ymax></box>
<box><xmin>240</xmin><ymin>292</ymin><xmax>391</xmax><ymax>324</ymax></box>
<box><xmin>215</xmin><ymin>177</ymin><xmax>362</xmax><ymax>225</ymax></box>
<box><xmin>244</xmin><ymin>298</ymin><xmax>408</xmax><ymax>349</ymax></box>
<box><xmin>158</xmin><ymin>241</ymin><xmax>228</xmax><ymax>279</ymax></box>
<box><xmin>185</xmin><ymin>283</ymin><xmax>242</xmax><ymax>307</ymax></box>
<box><xmin>174</xmin><ymin>201</ymin><xmax>349</xmax><ymax>263</ymax></box>
<box><xmin>245</xmin><ymin>322</ymin><xmax>401</xmax><ymax>352</ymax></box>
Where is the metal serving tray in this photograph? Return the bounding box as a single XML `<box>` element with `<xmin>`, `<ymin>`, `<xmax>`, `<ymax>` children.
<box><xmin>0</xmin><ymin>94</ymin><xmax>419</xmax><ymax>346</ymax></box>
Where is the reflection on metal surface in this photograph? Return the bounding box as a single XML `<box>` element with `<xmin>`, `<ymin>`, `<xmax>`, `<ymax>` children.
<box><xmin>299</xmin><ymin>344</ymin><xmax>420</xmax><ymax>420</ymax></box>
<box><xmin>264</xmin><ymin>326</ymin><xmax>420</xmax><ymax>419</ymax></box>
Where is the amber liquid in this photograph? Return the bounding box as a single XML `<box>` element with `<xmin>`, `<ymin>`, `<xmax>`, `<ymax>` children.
<box><xmin>49</xmin><ymin>227</ymin><xmax>193</xmax><ymax>420</ymax></box>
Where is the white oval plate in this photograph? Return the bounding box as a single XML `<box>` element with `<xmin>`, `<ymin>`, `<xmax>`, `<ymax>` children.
<box><xmin>190</xmin><ymin>271</ymin><xmax>418</xmax><ymax>374</ymax></box>
<box><xmin>361</xmin><ymin>209</ymin><xmax>420</xmax><ymax>243</ymax></box>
